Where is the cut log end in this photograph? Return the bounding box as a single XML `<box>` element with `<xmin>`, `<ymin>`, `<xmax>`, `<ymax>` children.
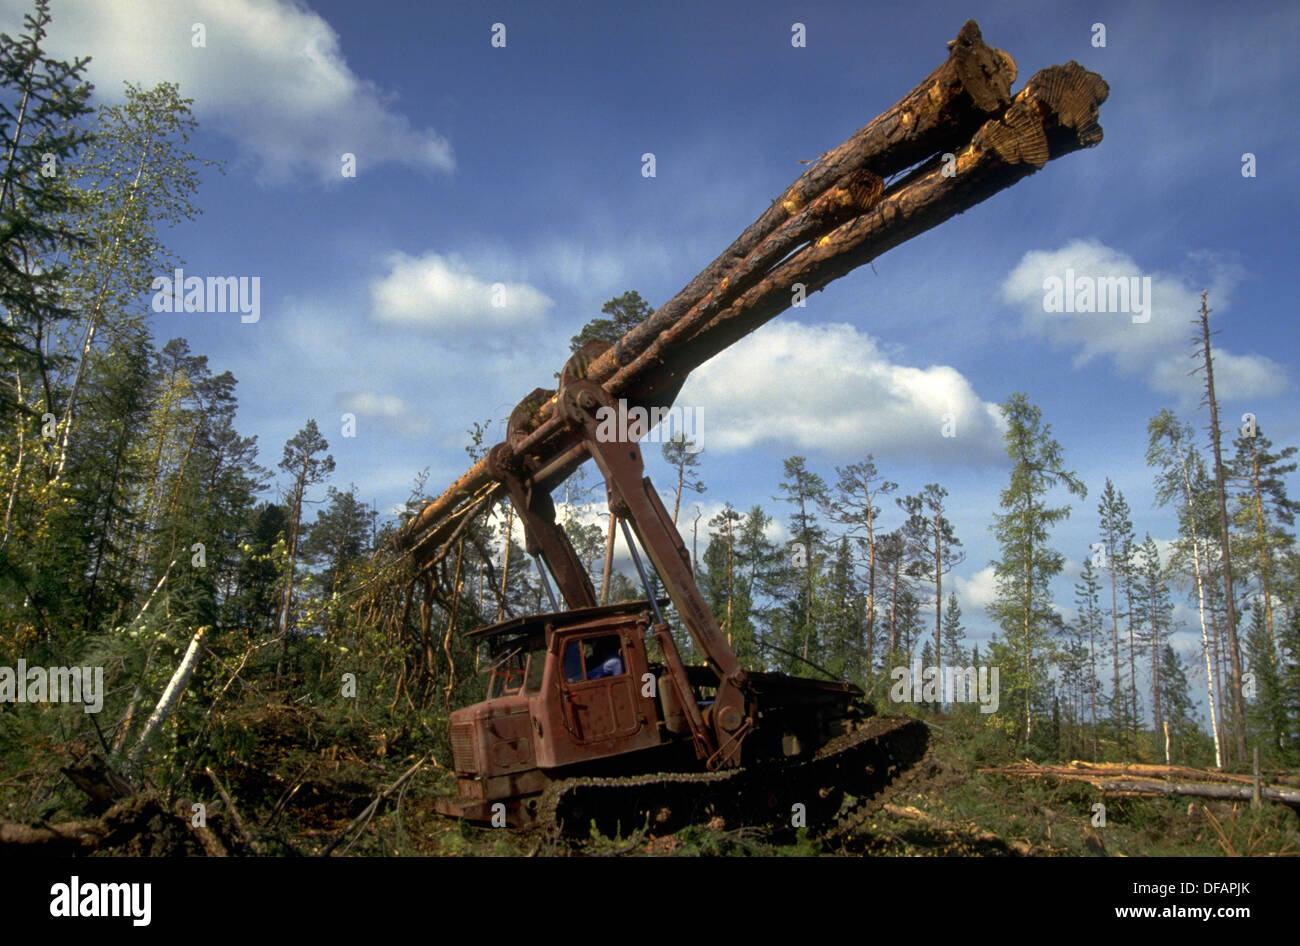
<box><xmin>949</xmin><ymin>20</ymin><xmax>1016</xmax><ymax>112</ymax></box>
<box><xmin>1023</xmin><ymin>62</ymin><xmax>1110</xmax><ymax>150</ymax></box>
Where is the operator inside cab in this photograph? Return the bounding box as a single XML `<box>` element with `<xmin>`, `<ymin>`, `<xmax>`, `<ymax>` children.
<box><xmin>563</xmin><ymin>636</ymin><xmax>625</xmax><ymax>682</ymax></box>
<box><xmin>586</xmin><ymin>638</ymin><xmax>624</xmax><ymax>679</ymax></box>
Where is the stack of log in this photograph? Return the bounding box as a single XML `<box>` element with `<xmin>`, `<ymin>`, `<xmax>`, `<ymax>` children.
<box><xmin>392</xmin><ymin>20</ymin><xmax>1108</xmax><ymax>571</ymax></box>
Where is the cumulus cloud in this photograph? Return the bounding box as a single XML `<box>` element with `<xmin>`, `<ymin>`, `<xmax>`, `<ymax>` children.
<box><xmin>676</xmin><ymin>320</ymin><xmax>1005</xmax><ymax>462</ymax></box>
<box><xmin>368</xmin><ymin>252</ymin><xmax>552</xmax><ymax>331</ymax></box>
<box><xmin>16</xmin><ymin>0</ymin><xmax>453</xmax><ymax>183</ymax></box>
<box><xmin>1000</xmin><ymin>240</ymin><xmax>1286</xmax><ymax>402</ymax></box>
<box><xmin>953</xmin><ymin>565</ymin><xmax>999</xmax><ymax>612</ymax></box>
<box><xmin>338</xmin><ymin>390</ymin><xmax>430</xmax><ymax>437</ymax></box>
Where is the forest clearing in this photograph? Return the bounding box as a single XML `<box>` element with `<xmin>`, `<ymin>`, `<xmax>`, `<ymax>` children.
<box><xmin>0</xmin><ymin>0</ymin><xmax>1295</xmax><ymax>886</ymax></box>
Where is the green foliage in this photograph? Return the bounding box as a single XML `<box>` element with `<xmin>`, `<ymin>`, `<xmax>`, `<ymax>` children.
<box><xmin>987</xmin><ymin>393</ymin><xmax>1085</xmax><ymax>751</ymax></box>
<box><xmin>0</xmin><ymin>0</ymin><xmax>94</xmax><ymax>412</ymax></box>
<box><xmin>568</xmin><ymin>290</ymin><xmax>652</xmax><ymax>352</ymax></box>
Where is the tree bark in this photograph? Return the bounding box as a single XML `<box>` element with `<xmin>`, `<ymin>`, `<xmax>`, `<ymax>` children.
<box><xmin>1198</xmin><ymin>291</ymin><xmax>1247</xmax><ymax>760</ymax></box>
<box><xmin>396</xmin><ymin>50</ymin><xmax>1106</xmax><ymax>570</ymax></box>
<box><xmin>128</xmin><ymin>626</ymin><xmax>208</xmax><ymax>762</ymax></box>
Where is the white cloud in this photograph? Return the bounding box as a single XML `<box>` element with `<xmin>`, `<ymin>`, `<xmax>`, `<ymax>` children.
<box><xmin>338</xmin><ymin>390</ymin><xmax>430</xmax><ymax>437</ymax></box>
<box><xmin>676</xmin><ymin>320</ymin><xmax>1004</xmax><ymax>461</ymax></box>
<box><xmin>368</xmin><ymin>252</ymin><xmax>553</xmax><ymax>332</ymax></box>
<box><xmin>18</xmin><ymin>0</ymin><xmax>453</xmax><ymax>183</ymax></box>
<box><xmin>953</xmin><ymin>565</ymin><xmax>999</xmax><ymax>612</ymax></box>
<box><xmin>1000</xmin><ymin>240</ymin><xmax>1287</xmax><ymax>402</ymax></box>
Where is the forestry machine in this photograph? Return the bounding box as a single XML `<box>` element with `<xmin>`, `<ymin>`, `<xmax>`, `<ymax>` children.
<box><xmin>432</xmin><ymin>340</ymin><xmax>928</xmax><ymax>835</ymax></box>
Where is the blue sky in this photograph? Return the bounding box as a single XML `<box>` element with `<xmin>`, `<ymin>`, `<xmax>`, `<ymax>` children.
<box><xmin>8</xmin><ymin>0</ymin><xmax>1298</xmax><ymax>714</ymax></box>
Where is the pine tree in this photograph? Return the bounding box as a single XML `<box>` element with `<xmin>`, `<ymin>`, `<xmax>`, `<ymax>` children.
<box><xmin>660</xmin><ymin>432</ymin><xmax>704</xmax><ymax>527</ymax></box>
<box><xmin>229</xmin><ymin>502</ymin><xmax>289</xmax><ymax>638</ymax></box>
<box><xmin>0</xmin><ymin>0</ymin><xmax>94</xmax><ymax>621</ymax></box>
<box><xmin>0</xmin><ymin>0</ymin><xmax>93</xmax><ymax>418</ymax></box>
<box><xmin>703</xmin><ymin>504</ymin><xmax>756</xmax><ymax>662</ymax></box>
<box><xmin>826</xmin><ymin>457</ymin><xmax>896</xmax><ymax>688</ymax></box>
<box><xmin>568</xmin><ymin>290</ymin><xmax>652</xmax><ymax>351</ymax></box>
<box><xmin>1243</xmin><ymin>601</ymin><xmax>1285</xmax><ymax>757</ymax></box>
<box><xmin>919</xmin><ymin>640</ymin><xmax>938</xmax><ymax>712</ymax></box>
<box><xmin>302</xmin><ymin>485</ymin><xmax>376</xmax><ymax>632</ymax></box>
<box><xmin>875</xmin><ymin>528</ymin><xmax>912</xmax><ymax>688</ymax></box>
<box><xmin>735</xmin><ymin>504</ymin><xmax>780</xmax><ymax>667</ymax></box>
<box><xmin>1279</xmin><ymin>600</ymin><xmax>1300</xmax><ymax>764</ymax></box>
<box><xmin>1058</xmin><ymin>620</ymin><xmax>1091</xmax><ymax>760</ymax></box>
<box><xmin>775</xmin><ymin>456</ymin><xmax>829</xmax><ymax>661</ymax></box>
<box><xmin>822</xmin><ymin>535</ymin><xmax>865</xmax><ymax>683</ymax></box>
<box><xmin>899</xmin><ymin>484</ymin><xmax>964</xmax><ymax>680</ymax></box>
<box><xmin>277</xmin><ymin>420</ymin><xmax>335</xmax><ymax>642</ymax></box>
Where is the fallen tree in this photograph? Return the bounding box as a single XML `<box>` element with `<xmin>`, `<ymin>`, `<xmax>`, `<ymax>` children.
<box><xmin>983</xmin><ymin>762</ymin><xmax>1300</xmax><ymax>812</ymax></box>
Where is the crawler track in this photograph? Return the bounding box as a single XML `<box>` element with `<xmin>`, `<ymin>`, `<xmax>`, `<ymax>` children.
<box><xmin>540</xmin><ymin>715</ymin><xmax>929</xmax><ymax>840</ymax></box>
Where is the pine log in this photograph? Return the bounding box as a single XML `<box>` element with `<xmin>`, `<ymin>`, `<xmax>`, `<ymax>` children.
<box><xmin>1093</xmin><ymin>778</ymin><xmax>1300</xmax><ymax>808</ymax></box>
<box><xmin>999</xmin><ymin>759</ymin><xmax>1300</xmax><ymax>786</ymax></box>
<box><xmin>395</xmin><ymin>35</ymin><xmax>1105</xmax><ymax>564</ymax></box>
<box><xmin>591</xmin><ymin>18</ymin><xmax>1017</xmax><ymax>387</ymax></box>
<box><xmin>984</xmin><ymin>764</ymin><xmax>1300</xmax><ymax>810</ymax></box>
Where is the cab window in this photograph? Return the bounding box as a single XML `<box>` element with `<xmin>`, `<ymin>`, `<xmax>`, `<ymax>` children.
<box><xmin>487</xmin><ymin>648</ymin><xmax>527</xmax><ymax>698</ymax></box>
<box><xmin>562</xmin><ymin>634</ymin><xmax>626</xmax><ymax>683</ymax></box>
<box><xmin>524</xmin><ymin>649</ymin><xmax>545</xmax><ymax>692</ymax></box>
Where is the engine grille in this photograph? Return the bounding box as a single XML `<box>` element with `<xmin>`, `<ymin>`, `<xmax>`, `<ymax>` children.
<box><xmin>450</xmin><ymin>722</ymin><xmax>477</xmax><ymax>774</ymax></box>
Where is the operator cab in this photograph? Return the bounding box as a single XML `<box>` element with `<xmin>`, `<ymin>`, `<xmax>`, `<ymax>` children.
<box><xmin>436</xmin><ymin>600</ymin><xmax>667</xmax><ymax>825</ymax></box>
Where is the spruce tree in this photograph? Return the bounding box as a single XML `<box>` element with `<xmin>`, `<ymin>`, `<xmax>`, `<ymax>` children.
<box><xmin>987</xmin><ymin>393</ymin><xmax>1085</xmax><ymax>750</ymax></box>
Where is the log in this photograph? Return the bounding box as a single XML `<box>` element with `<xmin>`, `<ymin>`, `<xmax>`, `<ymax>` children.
<box><xmin>396</xmin><ymin>21</ymin><xmax>1018</xmax><ymax>555</ymax></box>
<box><xmin>1093</xmin><ymin>778</ymin><xmax>1300</xmax><ymax>809</ymax></box>
<box><xmin>1003</xmin><ymin>759</ymin><xmax>1300</xmax><ymax>786</ymax></box>
<box><xmin>394</xmin><ymin>27</ymin><xmax>1106</xmax><ymax>565</ymax></box>
<box><xmin>0</xmin><ymin>794</ymin><xmax>171</xmax><ymax>854</ymax></box>
<box><xmin>621</xmin><ymin>64</ymin><xmax>1109</xmax><ymax>403</ymax></box>
<box><xmin>591</xmin><ymin>18</ymin><xmax>1017</xmax><ymax>388</ymax></box>
<box><xmin>983</xmin><ymin>764</ymin><xmax>1300</xmax><ymax>810</ymax></box>
<box><xmin>0</xmin><ymin>816</ymin><xmax>107</xmax><ymax>853</ymax></box>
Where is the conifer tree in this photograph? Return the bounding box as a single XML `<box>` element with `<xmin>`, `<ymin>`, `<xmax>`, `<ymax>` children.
<box><xmin>776</xmin><ymin>456</ymin><xmax>829</xmax><ymax>660</ymax></box>
<box><xmin>277</xmin><ymin>420</ymin><xmax>335</xmax><ymax>641</ymax></box>
<box><xmin>987</xmin><ymin>393</ymin><xmax>1084</xmax><ymax>750</ymax></box>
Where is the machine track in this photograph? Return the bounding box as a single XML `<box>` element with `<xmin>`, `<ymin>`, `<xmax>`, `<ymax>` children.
<box><xmin>818</xmin><ymin>734</ymin><xmax>939</xmax><ymax>848</ymax></box>
<box><xmin>539</xmin><ymin>715</ymin><xmax>929</xmax><ymax>842</ymax></box>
